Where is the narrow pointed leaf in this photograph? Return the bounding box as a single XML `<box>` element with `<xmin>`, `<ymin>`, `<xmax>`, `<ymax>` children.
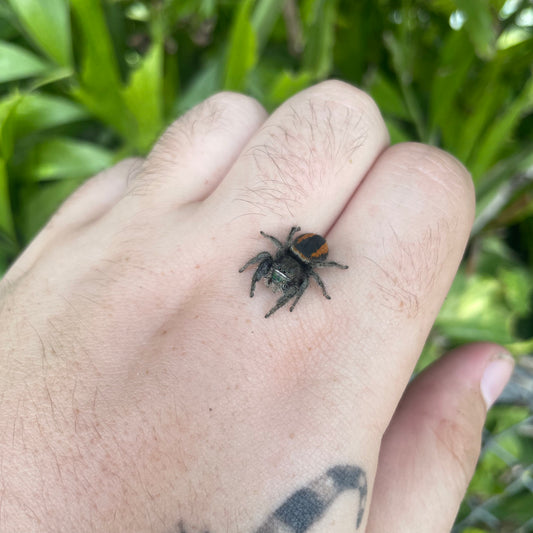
<box><xmin>22</xmin><ymin>137</ymin><xmax>113</xmax><ymax>181</ymax></box>
<box><xmin>0</xmin><ymin>41</ymin><xmax>50</xmax><ymax>83</ymax></box>
<box><xmin>429</xmin><ymin>30</ymin><xmax>475</xmax><ymax>138</ymax></box>
<box><xmin>122</xmin><ymin>40</ymin><xmax>164</xmax><ymax>153</ymax></box>
<box><xmin>69</xmin><ymin>0</ymin><xmax>133</xmax><ymax>139</ymax></box>
<box><xmin>0</xmin><ymin>158</ymin><xmax>15</xmax><ymax>237</ymax></box>
<box><xmin>267</xmin><ymin>70</ymin><xmax>312</xmax><ymax>108</ymax></box>
<box><xmin>14</xmin><ymin>93</ymin><xmax>88</xmax><ymax>136</ymax></box>
<box><xmin>0</xmin><ymin>92</ymin><xmax>22</xmax><ymax>159</ymax></box>
<box><xmin>302</xmin><ymin>0</ymin><xmax>337</xmax><ymax>79</ymax></box>
<box><xmin>369</xmin><ymin>72</ymin><xmax>410</xmax><ymax>120</ymax></box>
<box><xmin>17</xmin><ymin>179</ymin><xmax>81</xmax><ymax>241</ymax></box>
<box><xmin>470</xmin><ymin>76</ymin><xmax>533</xmax><ymax>181</ymax></box>
<box><xmin>224</xmin><ymin>0</ymin><xmax>257</xmax><ymax>92</ymax></box>
<box><xmin>178</xmin><ymin>57</ymin><xmax>222</xmax><ymax>114</ymax></box>
<box><xmin>251</xmin><ymin>0</ymin><xmax>284</xmax><ymax>51</ymax></box>
<box><xmin>456</xmin><ymin>0</ymin><xmax>497</xmax><ymax>59</ymax></box>
<box><xmin>7</xmin><ymin>0</ymin><xmax>71</xmax><ymax>66</ymax></box>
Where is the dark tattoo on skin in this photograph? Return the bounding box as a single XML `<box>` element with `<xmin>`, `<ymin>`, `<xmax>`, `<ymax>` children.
<box><xmin>175</xmin><ymin>464</ymin><xmax>368</xmax><ymax>533</ymax></box>
<box><xmin>256</xmin><ymin>465</ymin><xmax>367</xmax><ymax>532</ymax></box>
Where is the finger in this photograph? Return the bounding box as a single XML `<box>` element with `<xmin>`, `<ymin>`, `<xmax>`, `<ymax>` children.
<box><xmin>2</xmin><ymin>157</ymin><xmax>142</xmax><ymax>284</ymax></box>
<box><xmin>221</xmin><ymin>144</ymin><xmax>475</xmax><ymax>531</ymax></box>
<box><xmin>204</xmin><ymin>80</ymin><xmax>389</xmax><ymax>232</ymax></box>
<box><xmin>367</xmin><ymin>343</ymin><xmax>514</xmax><ymax>533</ymax></box>
<box><xmin>128</xmin><ymin>92</ymin><xmax>267</xmax><ymax>204</ymax></box>
<box><xmin>327</xmin><ymin>142</ymin><xmax>476</xmax><ymax>424</ymax></box>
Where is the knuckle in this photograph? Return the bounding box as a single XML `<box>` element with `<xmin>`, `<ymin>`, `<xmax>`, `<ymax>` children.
<box><xmin>204</xmin><ymin>91</ymin><xmax>266</xmax><ymax>120</ymax></box>
<box><xmin>309</xmin><ymin>79</ymin><xmax>366</xmax><ymax>101</ymax></box>
<box><xmin>370</xmin><ymin>221</ymin><xmax>449</xmax><ymax>319</ymax></box>
<box><xmin>310</xmin><ymin>79</ymin><xmax>377</xmax><ymax>107</ymax></box>
<box><xmin>388</xmin><ymin>142</ymin><xmax>475</xmax><ymax>216</ymax></box>
<box><xmin>306</xmin><ymin>79</ymin><xmax>388</xmax><ymax>134</ymax></box>
<box><xmin>68</xmin><ymin>157</ymin><xmax>142</xmax><ymax>199</ymax></box>
<box><xmin>114</xmin><ymin>156</ymin><xmax>144</xmax><ymax>177</ymax></box>
<box><xmin>136</xmin><ymin>93</ymin><xmax>265</xmax><ymax>192</ymax></box>
<box><xmin>236</xmin><ymin>83</ymin><xmax>387</xmax><ymax>218</ymax></box>
<box><xmin>92</xmin><ymin>157</ymin><xmax>143</xmax><ymax>190</ymax></box>
<box><xmin>365</xmin><ymin>143</ymin><xmax>476</xmax><ymax>319</ymax></box>
<box><xmin>162</xmin><ymin>91</ymin><xmax>264</xmax><ymax>147</ymax></box>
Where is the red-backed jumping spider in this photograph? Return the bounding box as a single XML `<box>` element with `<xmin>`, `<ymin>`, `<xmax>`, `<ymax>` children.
<box><xmin>239</xmin><ymin>226</ymin><xmax>348</xmax><ymax>318</ymax></box>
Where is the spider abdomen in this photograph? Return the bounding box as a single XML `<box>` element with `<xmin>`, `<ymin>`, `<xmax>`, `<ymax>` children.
<box><xmin>290</xmin><ymin>233</ymin><xmax>329</xmax><ymax>263</ymax></box>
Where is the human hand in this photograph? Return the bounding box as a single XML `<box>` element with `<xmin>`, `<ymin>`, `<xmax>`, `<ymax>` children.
<box><xmin>0</xmin><ymin>81</ymin><xmax>514</xmax><ymax>532</ymax></box>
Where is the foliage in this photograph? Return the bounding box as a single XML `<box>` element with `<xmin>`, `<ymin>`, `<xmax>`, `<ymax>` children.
<box><xmin>0</xmin><ymin>0</ymin><xmax>532</xmax><ymax>530</ymax></box>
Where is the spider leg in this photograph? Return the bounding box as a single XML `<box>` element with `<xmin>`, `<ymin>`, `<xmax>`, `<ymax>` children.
<box><xmin>314</xmin><ymin>260</ymin><xmax>348</xmax><ymax>269</ymax></box>
<box><xmin>309</xmin><ymin>270</ymin><xmax>331</xmax><ymax>299</ymax></box>
<box><xmin>264</xmin><ymin>285</ymin><xmax>299</xmax><ymax>318</ymax></box>
<box><xmin>288</xmin><ymin>276</ymin><xmax>310</xmax><ymax>312</ymax></box>
<box><xmin>250</xmin><ymin>257</ymin><xmax>272</xmax><ymax>297</ymax></box>
<box><xmin>260</xmin><ymin>231</ymin><xmax>283</xmax><ymax>249</ymax></box>
<box><xmin>286</xmin><ymin>225</ymin><xmax>301</xmax><ymax>246</ymax></box>
<box><xmin>239</xmin><ymin>252</ymin><xmax>272</xmax><ymax>273</ymax></box>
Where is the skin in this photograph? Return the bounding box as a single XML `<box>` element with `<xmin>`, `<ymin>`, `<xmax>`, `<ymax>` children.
<box><xmin>0</xmin><ymin>81</ymin><xmax>514</xmax><ymax>532</ymax></box>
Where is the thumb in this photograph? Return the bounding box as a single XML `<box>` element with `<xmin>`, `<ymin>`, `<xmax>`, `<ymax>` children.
<box><xmin>367</xmin><ymin>343</ymin><xmax>514</xmax><ymax>533</ymax></box>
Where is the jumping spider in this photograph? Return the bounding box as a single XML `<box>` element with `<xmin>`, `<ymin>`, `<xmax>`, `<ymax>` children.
<box><xmin>239</xmin><ymin>226</ymin><xmax>348</xmax><ymax>318</ymax></box>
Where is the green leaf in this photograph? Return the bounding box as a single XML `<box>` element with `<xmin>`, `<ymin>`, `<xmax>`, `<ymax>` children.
<box><xmin>0</xmin><ymin>92</ymin><xmax>22</xmax><ymax>159</ymax></box>
<box><xmin>21</xmin><ymin>137</ymin><xmax>113</xmax><ymax>181</ymax></box>
<box><xmin>384</xmin><ymin>118</ymin><xmax>411</xmax><ymax>144</ymax></box>
<box><xmin>28</xmin><ymin>66</ymin><xmax>74</xmax><ymax>90</ymax></box>
<box><xmin>429</xmin><ymin>30</ymin><xmax>475</xmax><ymax>140</ymax></box>
<box><xmin>453</xmin><ymin>61</ymin><xmax>505</xmax><ymax>164</ymax></box>
<box><xmin>0</xmin><ymin>158</ymin><xmax>15</xmax><ymax>237</ymax></box>
<box><xmin>0</xmin><ymin>228</ymin><xmax>19</xmax><ymax>277</ymax></box>
<box><xmin>507</xmin><ymin>337</ymin><xmax>533</xmax><ymax>356</ymax></box>
<box><xmin>486</xmin><ymin>405</ymin><xmax>530</xmax><ymax>434</ymax></box>
<box><xmin>69</xmin><ymin>0</ymin><xmax>121</xmax><ymax>89</ymax></box>
<box><xmin>161</xmin><ymin>0</ymin><xmax>216</xmax><ymax>22</ymax></box>
<box><xmin>456</xmin><ymin>0</ymin><xmax>497</xmax><ymax>59</ymax></box>
<box><xmin>267</xmin><ymin>70</ymin><xmax>312</xmax><ymax>108</ymax></box>
<box><xmin>71</xmin><ymin>85</ymin><xmax>134</xmax><ymax>142</ymax></box>
<box><xmin>162</xmin><ymin>44</ymin><xmax>179</xmax><ymax>119</ymax></box>
<box><xmin>14</xmin><ymin>92</ymin><xmax>88</xmax><ymax>137</ymax></box>
<box><xmin>16</xmin><ymin>179</ymin><xmax>81</xmax><ymax>242</ymax></box>
<box><xmin>368</xmin><ymin>72</ymin><xmax>410</xmax><ymax>120</ymax></box>
<box><xmin>467</xmin><ymin>450</ymin><xmax>508</xmax><ymax>498</ymax></box>
<box><xmin>224</xmin><ymin>0</ymin><xmax>257</xmax><ymax>92</ymax></box>
<box><xmin>121</xmin><ymin>40</ymin><xmax>164</xmax><ymax>153</ymax></box>
<box><xmin>470</xmin><ymin>76</ymin><xmax>533</xmax><ymax>180</ymax></box>
<box><xmin>69</xmin><ymin>0</ymin><xmax>133</xmax><ymax>139</ymax></box>
<box><xmin>500</xmin><ymin>268</ymin><xmax>532</xmax><ymax>316</ymax></box>
<box><xmin>0</xmin><ymin>94</ymin><xmax>19</xmax><ymax>238</ymax></box>
<box><xmin>177</xmin><ymin>57</ymin><xmax>222</xmax><ymax>115</ymax></box>
<box><xmin>251</xmin><ymin>0</ymin><xmax>284</xmax><ymax>51</ymax></box>
<box><xmin>0</xmin><ymin>41</ymin><xmax>50</xmax><ymax>83</ymax></box>
<box><xmin>491</xmin><ymin>488</ymin><xmax>533</xmax><ymax>525</ymax></box>
<box><xmin>497</xmin><ymin>27</ymin><xmax>531</xmax><ymax>50</ymax></box>
<box><xmin>7</xmin><ymin>0</ymin><xmax>71</xmax><ymax>66</ymax></box>
<box><xmin>302</xmin><ymin>0</ymin><xmax>337</xmax><ymax>79</ymax></box>
<box><xmin>383</xmin><ymin>31</ymin><xmax>426</xmax><ymax>141</ymax></box>
<box><xmin>436</xmin><ymin>270</ymin><xmax>516</xmax><ymax>344</ymax></box>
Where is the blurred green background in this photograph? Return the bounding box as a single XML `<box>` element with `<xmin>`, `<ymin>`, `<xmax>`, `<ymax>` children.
<box><xmin>0</xmin><ymin>0</ymin><xmax>532</xmax><ymax>530</ymax></box>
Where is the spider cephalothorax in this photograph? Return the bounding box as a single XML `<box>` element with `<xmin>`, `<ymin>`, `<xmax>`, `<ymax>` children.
<box><xmin>239</xmin><ymin>226</ymin><xmax>348</xmax><ymax>318</ymax></box>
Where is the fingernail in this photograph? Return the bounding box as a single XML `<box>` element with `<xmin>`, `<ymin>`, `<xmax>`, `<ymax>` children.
<box><xmin>480</xmin><ymin>353</ymin><xmax>515</xmax><ymax>410</ymax></box>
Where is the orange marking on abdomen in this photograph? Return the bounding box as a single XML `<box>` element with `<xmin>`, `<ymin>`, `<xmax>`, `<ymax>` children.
<box><xmin>311</xmin><ymin>242</ymin><xmax>329</xmax><ymax>258</ymax></box>
<box><xmin>296</xmin><ymin>233</ymin><xmax>315</xmax><ymax>243</ymax></box>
